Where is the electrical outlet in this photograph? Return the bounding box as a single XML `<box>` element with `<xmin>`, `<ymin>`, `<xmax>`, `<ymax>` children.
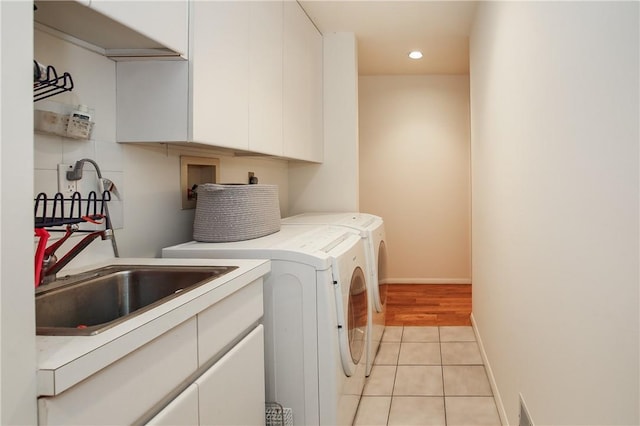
<box><xmin>57</xmin><ymin>164</ymin><xmax>77</xmax><ymax>195</ymax></box>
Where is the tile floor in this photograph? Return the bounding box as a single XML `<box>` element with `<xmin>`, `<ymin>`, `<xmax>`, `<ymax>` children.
<box><xmin>353</xmin><ymin>326</ymin><xmax>501</xmax><ymax>426</ymax></box>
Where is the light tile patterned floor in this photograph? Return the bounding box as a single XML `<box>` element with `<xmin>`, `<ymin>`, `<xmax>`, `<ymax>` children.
<box><xmin>354</xmin><ymin>326</ymin><xmax>501</xmax><ymax>426</ymax></box>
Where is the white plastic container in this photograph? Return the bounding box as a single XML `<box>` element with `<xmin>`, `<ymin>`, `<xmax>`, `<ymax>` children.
<box><xmin>66</xmin><ymin>104</ymin><xmax>93</xmax><ymax>139</ymax></box>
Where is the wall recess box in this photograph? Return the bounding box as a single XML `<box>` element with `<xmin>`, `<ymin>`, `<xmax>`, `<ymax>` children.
<box><xmin>180</xmin><ymin>156</ymin><xmax>220</xmax><ymax>209</ymax></box>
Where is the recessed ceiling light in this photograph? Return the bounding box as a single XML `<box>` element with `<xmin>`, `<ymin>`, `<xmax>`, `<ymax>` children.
<box><xmin>408</xmin><ymin>50</ymin><xmax>423</xmax><ymax>60</ymax></box>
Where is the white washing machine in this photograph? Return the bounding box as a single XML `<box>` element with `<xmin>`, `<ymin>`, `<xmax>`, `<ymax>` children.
<box><xmin>281</xmin><ymin>213</ymin><xmax>388</xmax><ymax>377</ymax></box>
<box><xmin>162</xmin><ymin>225</ymin><xmax>369</xmax><ymax>426</ymax></box>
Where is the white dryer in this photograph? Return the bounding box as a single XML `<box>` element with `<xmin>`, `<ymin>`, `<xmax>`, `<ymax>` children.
<box><xmin>162</xmin><ymin>225</ymin><xmax>369</xmax><ymax>426</ymax></box>
<box><xmin>281</xmin><ymin>213</ymin><xmax>388</xmax><ymax>377</ymax></box>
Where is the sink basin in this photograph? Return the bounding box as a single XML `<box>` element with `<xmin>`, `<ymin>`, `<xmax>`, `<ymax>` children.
<box><xmin>36</xmin><ymin>265</ymin><xmax>238</xmax><ymax>336</ymax></box>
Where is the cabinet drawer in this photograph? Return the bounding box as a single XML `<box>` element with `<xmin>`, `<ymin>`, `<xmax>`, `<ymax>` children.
<box><xmin>197</xmin><ymin>325</ymin><xmax>265</xmax><ymax>425</ymax></box>
<box><xmin>38</xmin><ymin>318</ymin><xmax>198</xmax><ymax>425</ymax></box>
<box><xmin>146</xmin><ymin>383</ymin><xmax>199</xmax><ymax>426</ymax></box>
<box><xmin>198</xmin><ymin>278</ymin><xmax>263</xmax><ymax>365</ymax></box>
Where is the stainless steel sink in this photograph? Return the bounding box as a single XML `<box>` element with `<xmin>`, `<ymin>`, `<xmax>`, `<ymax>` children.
<box><xmin>36</xmin><ymin>265</ymin><xmax>238</xmax><ymax>336</ymax></box>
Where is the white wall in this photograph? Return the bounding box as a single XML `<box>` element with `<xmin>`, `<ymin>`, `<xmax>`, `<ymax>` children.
<box><xmin>116</xmin><ymin>144</ymin><xmax>290</xmax><ymax>258</ymax></box>
<box><xmin>218</xmin><ymin>154</ymin><xmax>289</xmax><ymax>217</ymax></box>
<box><xmin>33</xmin><ymin>30</ymin><xmax>290</xmax><ymax>262</ymax></box>
<box><xmin>359</xmin><ymin>75</ymin><xmax>471</xmax><ymax>283</ymax></box>
<box><xmin>288</xmin><ymin>33</ymin><xmax>359</xmax><ymax>214</ymax></box>
<box><xmin>34</xmin><ymin>28</ymin><xmax>126</xmax><ymax>267</ymax></box>
<box><xmin>1</xmin><ymin>2</ymin><xmax>38</xmax><ymax>424</ymax></box>
<box><xmin>470</xmin><ymin>2</ymin><xmax>639</xmax><ymax>424</ymax></box>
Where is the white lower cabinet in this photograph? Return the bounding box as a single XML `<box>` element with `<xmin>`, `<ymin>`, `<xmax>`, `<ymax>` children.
<box><xmin>37</xmin><ymin>318</ymin><xmax>199</xmax><ymax>425</ymax></box>
<box><xmin>197</xmin><ymin>276</ymin><xmax>264</xmax><ymax>367</ymax></box>
<box><xmin>147</xmin><ymin>384</ymin><xmax>199</xmax><ymax>426</ymax></box>
<box><xmin>38</xmin><ymin>278</ymin><xmax>266</xmax><ymax>426</ymax></box>
<box><xmin>148</xmin><ymin>326</ymin><xmax>265</xmax><ymax>426</ymax></box>
<box><xmin>197</xmin><ymin>325</ymin><xmax>265</xmax><ymax>426</ymax></box>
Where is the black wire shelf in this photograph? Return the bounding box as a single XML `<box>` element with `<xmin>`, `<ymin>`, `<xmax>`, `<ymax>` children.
<box><xmin>34</xmin><ymin>191</ymin><xmax>111</xmax><ymax>229</ymax></box>
<box><xmin>34</xmin><ymin>62</ymin><xmax>74</xmax><ymax>102</ymax></box>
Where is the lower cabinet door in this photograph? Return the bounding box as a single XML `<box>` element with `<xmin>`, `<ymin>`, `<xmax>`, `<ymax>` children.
<box><xmin>147</xmin><ymin>383</ymin><xmax>199</xmax><ymax>426</ymax></box>
<box><xmin>196</xmin><ymin>325</ymin><xmax>265</xmax><ymax>426</ymax></box>
<box><xmin>38</xmin><ymin>318</ymin><xmax>198</xmax><ymax>425</ymax></box>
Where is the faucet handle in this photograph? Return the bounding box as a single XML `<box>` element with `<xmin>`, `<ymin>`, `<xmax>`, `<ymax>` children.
<box><xmin>43</xmin><ymin>225</ymin><xmax>76</xmax><ymax>258</ymax></box>
<box><xmin>99</xmin><ymin>178</ymin><xmax>121</xmax><ymax>200</ymax></box>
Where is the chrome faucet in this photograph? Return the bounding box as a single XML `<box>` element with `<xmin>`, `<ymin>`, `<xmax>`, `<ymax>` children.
<box><xmin>34</xmin><ymin>158</ymin><xmax>119</xmax><ymax>286</ymax></box>
<box><xmin>38</xmin><ymin>226</ymin><xmax>113</xmax><ymax>286</ymax></box>
<box><xmin>67</xmin><ymin>158</ymin><xmax>120</xmax><ymax>257</ymax></box>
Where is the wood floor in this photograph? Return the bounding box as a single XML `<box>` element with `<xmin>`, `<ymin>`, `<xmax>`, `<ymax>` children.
<box><xmin>384</xmin><ymin>284</ymin><xmax>472</xmax><ymax>326</ymax></box>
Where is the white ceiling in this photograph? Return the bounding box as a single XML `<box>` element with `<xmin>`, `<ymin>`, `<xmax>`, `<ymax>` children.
<box><xmin>298</xmin><ymin>1</ymin><xmax>478</xmax><ymax>75</ymax></box>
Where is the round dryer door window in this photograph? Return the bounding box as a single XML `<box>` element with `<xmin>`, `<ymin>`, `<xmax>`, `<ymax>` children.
<box><xmin>348</xmin><ymin>266</ymin><xmax>368</xmax><ymax>364</ymax></box>
<box><xmin>377</xmin><ymin>240</ymin><xmax>389</xmax><ymax>310</ymax></box>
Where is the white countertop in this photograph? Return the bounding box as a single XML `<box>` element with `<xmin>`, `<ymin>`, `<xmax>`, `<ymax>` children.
<box><xmin>36</xmin><ymin>257</ymin><xmax>270</xmax><ymax>397</ymax></box>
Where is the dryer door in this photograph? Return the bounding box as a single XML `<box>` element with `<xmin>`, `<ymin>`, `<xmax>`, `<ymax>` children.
<box><xmin>335</xmin><ymin>266</ymin><xmax>368</xmax><ymax>376</ymax></box>
<box><xmin>374</xmin><ymin>239</ymin><xmax>388</xmax><ymax>313</ymax></box>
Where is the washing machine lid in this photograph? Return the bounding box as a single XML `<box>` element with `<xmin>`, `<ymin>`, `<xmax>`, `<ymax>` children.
<box><xmin>162</xmin><ymin>225</ymin><xmax>358</xmax><ymax>270</ymax></box>
<box><xmin>282</xmin><ymin>212</ymin><xmax>382</xmax><ymax>233</ymax></box>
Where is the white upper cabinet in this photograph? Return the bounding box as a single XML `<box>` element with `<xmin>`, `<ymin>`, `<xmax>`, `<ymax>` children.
<box><xmin>283</xmin><ymin>1</ymin><xmax>324</xmax><ymax>162</ymax></box>
<box><xmin>190</xmin><ymin>1</ymin><xmax>251</xmax><ymax>150</ymax></box>
<box><xmin>89</xmin><ymin>0</ymin><xmax>189</xmax><ymax>57</ymax></box>
<box><xmin>33</xmin><ymin>0</ymin><xmax>187</xmax><ymax>59</ymax></box>
<box><xmin>116</xmin><ymin>0</ymin><xmax>323</xmax><ymax>162</ymax></box>
<box><xmin>116</xmin><ymin>60</ymin><xmax>190</xmax><ymax>142</ymax></box>
<box><xmin>248</xmin><ymin>2</ymin><xmax>284</xmax><ymax>156</ymax></box>
<box><xmin>116</xmin><ymin>1</ymin><xmax>254</xmax><ymax>149</ymax></box>
<box><xmin>191</xmin><ymin>1</ymin><xmax>284</xmax><ymax>153</ymax></box>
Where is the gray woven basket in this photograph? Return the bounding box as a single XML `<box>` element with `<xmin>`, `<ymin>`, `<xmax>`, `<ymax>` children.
<box><xmin>193</xmin><ymin>183</ymin><xmax>281</xmax><ymax>242</ymax></box>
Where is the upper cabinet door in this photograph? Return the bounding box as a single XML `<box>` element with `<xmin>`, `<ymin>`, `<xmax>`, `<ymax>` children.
<box><xmin>116</xmin><ymin>60</ymin><xmax>189</xmax><ymax>143</ymax></box>
<box><xmin>190</xmin><ymin>1</ymin><xmax>250</xmax><ymax>150</ymax></box>
<box><xmin>115</xmin><ymin>0</ymin><xmax>324</xmax><ymax>162</ymax></box>
<box><xmin>34</xmin><ymin>0</ymin><xmax>187</xmax><ymax>58</ymax></box>
<box><xmin>248</xmin><ymin>1</ymin><xmax>284</xmax><ymax>157</ymax></box>
<box><xmin>89</xmin><ymin>0</ymin><xmax>189</xmax><ymax>57</ymax></box>
<box><xmin>283</xmin><ymin>1</ymin><xmax>324</xmax><ymax>163</ymax></box>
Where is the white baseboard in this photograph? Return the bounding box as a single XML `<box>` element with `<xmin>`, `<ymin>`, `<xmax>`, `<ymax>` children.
<box><xmin>471</xmin><ymin>313</ymin><xmax>509</xmax><ymax>426</ymax></box>
<box><xmin>383</xmin><ymin>278</ymin><xmax>472</xmax><ymax>284</ymax></box>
